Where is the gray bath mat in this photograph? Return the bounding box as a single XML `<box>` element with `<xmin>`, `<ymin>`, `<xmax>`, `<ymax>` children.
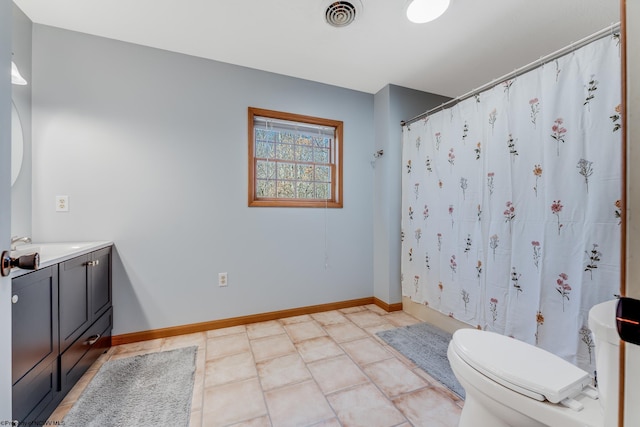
<box><xmin>377</xmin><ymin>323</ymin><xmax>465</xmax><ymax>399</ymax></box>
<box><xmin>63</xmin><ymin>346</ymin><xmax>198</xmax><ymax>427</ymax></box>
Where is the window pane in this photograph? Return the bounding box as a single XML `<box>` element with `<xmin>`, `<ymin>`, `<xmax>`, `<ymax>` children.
<box><xmin>277</xmin><ymin>162</ymin><xmax>295</xmax><ymax>180</ymax></box>
<box><xmin>295</xmin><ymin>145</ymin><xmax>314</xmax><ymax>162</ymax></box>
<box><xmin>255</xmin><ymin>141</ymin><xmax>275</xmax><ymax>159</ymax></box>
<box><xmin>256</xmin><ymin>179</ymin><xmax>276</xmax><ymax>197</ymax></box>
<box><xmin>276</xmin><ymin>143</ymin><xmax>295</xmax><ymax>161</ymax></box>
<box><xmin>315</xmin><ymin>166</ymin><xmax>330</xmax><ymax>182</ymax></box>
<box><xmin>296</xmin><ymin>182</ymin><xmax>315</xmax><ymax>199</ymax></box>
<box><xmin>296</xmin><ymin>164</ymin><xmax>314</xmax><ymax>181</ymax></box>
<box><xmin>278</xmin><ymin>132</ymin><xmax>295</xmax><ymax>144</ymax></box>
<box><xmin>255</xmin><ymin>129</ymin><xmax>277</xmax><ymax>142</ymax></box>
<box><xmin>313</xmin><ymin>136</ymin><xmax>330</xmax><ymax>148</ymax></box>
<box><xmin>314</xmin><ymin>148</ymin><xmax>330</xmax><ymax>164</ymax></box>
<box><xmin>315</xmin><ymin>183</ymin><xmax>330</xmax><ymax>199</ymax></box>
<box><xmin>296</xmin><ymin>135</ymin><xmax>313</xmax><ymax>146</ymax></box>
<box><xmin>256</xmin><ymin>160</ymin><xmax>276</xmax><ymax>179</ymax></box>
<box><xmin>277</xmin><ymin>181</ymin><xmax>295</xmax><ymax>198</ymax></box>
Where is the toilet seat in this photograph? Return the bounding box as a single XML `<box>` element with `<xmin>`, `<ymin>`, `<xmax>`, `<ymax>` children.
<box><xmin>451</xmin><ymin>329</ymin><xmax>592</xmax><ymax>404</ymax></box>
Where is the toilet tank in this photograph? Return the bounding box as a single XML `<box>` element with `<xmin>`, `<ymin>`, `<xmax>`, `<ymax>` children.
<box><xmin>588</xmin><ymin>299</ymin><xmax>620</xmax><ymax>426</ymax></box>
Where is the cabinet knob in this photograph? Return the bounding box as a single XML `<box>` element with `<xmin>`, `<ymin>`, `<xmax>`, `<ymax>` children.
<box><xmin>85</xmin><ymin>260</ymin><xmax>100</xmax><ymax>267</ymax></box>
<box><xmin>11</xmin><ymin>295</ymin><xmax>18</xmax><ymax>304</ymax></box>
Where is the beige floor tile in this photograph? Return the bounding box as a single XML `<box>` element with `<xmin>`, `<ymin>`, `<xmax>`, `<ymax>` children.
<box><xmin>295</xmin><ymin>336</ymin><xmax>345</xmax><ymax>363</ymax></box>
<box><xmin>346</xmin><ymin>311</ymin><xmax>387</xmax><ymax>328</ymax></box>
<box><xmin>392</xmin><ymin>387</ymin><xmax>462</xmax><ymax>427</ymax></box>
<box><xmin>308</xmin><ymin>419</ymin><xmax>342</xmax><ymax>427</ymax></box>
<box><xmin>206</xmin><ymin>333</ymin><xmax>251</xmax><ymax>360</ymax></box>
<box><xmin>264</xmin><ymin>380</ymin><xmax>335</xmax><ymax>427</ymax></box>
<box><xmin>203</xmin><ymin>378</ymin><xmax>267</xmax><ymax>426</ymax></box>
<box><xmin>190</xmin><ymin>410</ymin><xmax>203</xmax><ymax>427</ymax></box>
<box><xmin>364</xmin><ymin>304</ymin><xmax>391</xmax><ymax>315</ymax></box>
<box><xmin>250</xmin><ymin>334</ymin><xmax>297</xmax><ymax>362</ymax></box>
<box><xmin>162</xmin><ymin>332</ymin><xmax>207</xmax><ymax>351</ymax></box>
<box><xmin>246</xmin><ymin>321</ymin><xmax>286</xmax><ymax>339</ymax></box>
<box><xmin>279</xmin><ymin>314</ymin><xmax>313</xmax><ymax>324</ymax></box>
<box><xmin>207</xmin><ymin>325</ymin><xmax>246</xmax><ymax>338</ymax></box>
<box><xmin>284</xmin><ymin>321</ymin><xmax>327</xmax><ymax>343</ymax></box>
<box><xmin>364</xmin><ymin>358</ymin><xmax>429</xmax><ymax>398</ymax></box>
<box><xmin>205</xmin><ymin>351</ymin><xmax>257</xmax><ymax>387</ymax></box>
<box><xmin>308</xmin><ymin>355</ymin><xmax>370</xmax><ymax>394</ymax></box>
<box><xmin>324</xmin><ymin>323</ymin><xmax>368</xmax><ymax>343</ymax></box>
<box><xmin>340</xmin><ymin>337</ymin><xmax>393</xmax><ymax>366</ymax></box>
<box><xmin>257</xmin><ymin>353</ymin><xmax>311</xmax><ymax>390</ymax></box>
<box><xmin>381</xmin><ymin>345</ymin><xmax>418</xmax><ymax>369</ymax></box>
<box><xmin>228</xmin><ymin>415</ymin><xmax>272</xmax><ymax>426</ymax></box>
<box><xmin>385</xmin><ymin>312</ymin><xmax>420</xmax><ymax>327</ymax></box>
<box><xmin>311</xmin><ymin>310</ymin><xmax>349</xmax><ymax>326</ymax></box>
<box><xmin>327</xmin><ymin>383</ymin><xmax>407</xmax><ymax>427</ymax></box>
<box><xmin>311</xmin><ymin>310</ymin><xmax>350</xmax><ymax>326</ymax></box>
<box><xmin>339</xmin><ymin>306</ymin><xmax>368</xmax><ymax>314</ymax></box>
<box><xmin>112</xmin><ymin>338</ymin><xmax>164</xmax><ymax>355</ymax></box>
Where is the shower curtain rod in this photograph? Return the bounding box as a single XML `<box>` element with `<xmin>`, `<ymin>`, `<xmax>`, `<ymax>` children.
<box><xmin>402</xmin><ymin>22</ymin><xmax>621</xmax><ymax>127</ymax></box>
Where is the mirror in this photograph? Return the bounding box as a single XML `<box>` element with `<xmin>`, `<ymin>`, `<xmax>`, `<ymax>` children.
<box><xmin>11</xmin><ymin>101</ymin><xmax>24</xmax><ymax>186</ymax></box>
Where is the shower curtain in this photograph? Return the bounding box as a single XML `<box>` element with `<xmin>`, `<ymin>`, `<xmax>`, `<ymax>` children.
<box><xmin>401</xmin><ymin>33</ymin><xmax>621</xmax><ymax>374</ymax></box>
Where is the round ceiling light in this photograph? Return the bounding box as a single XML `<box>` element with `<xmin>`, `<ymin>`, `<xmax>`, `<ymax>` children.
<box><xmin>406</xmin><ymin>0</ymin><xmax>450</xmax><ymax>24</ymax></box>
<box><xmin>325</xmin><ymin>1</ymin><xmax>359</xmax><ymax>28</ymax></box>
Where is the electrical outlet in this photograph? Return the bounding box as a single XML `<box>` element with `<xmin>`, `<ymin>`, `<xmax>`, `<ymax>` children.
<box><xmin>218</xmin><ymin>272</ymin><xmax>228</xmax><ymax>287</ymax></box>
<box><xmin>56</xmin><ymin>195</ymin><xmax>69</xmax><ymax>212</ymax></box>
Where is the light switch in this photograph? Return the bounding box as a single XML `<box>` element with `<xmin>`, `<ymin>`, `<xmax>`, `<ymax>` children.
<box><xmin>56</xmin><ymin>195</ymin><xmax>69</xmax><ymax>212</ymax></box>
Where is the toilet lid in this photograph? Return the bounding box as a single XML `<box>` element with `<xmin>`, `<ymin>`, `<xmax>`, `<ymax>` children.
<box><xmin>452</xmin><ymin>329</ymin><xmax>592</xmax><ymax>404</ymax></box>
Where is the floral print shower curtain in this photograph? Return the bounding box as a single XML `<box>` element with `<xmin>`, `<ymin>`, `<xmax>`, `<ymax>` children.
<box><xmin>401</xmin><ymin>33</ymin><xmax>621</xmax><ymax>374</ymax></box>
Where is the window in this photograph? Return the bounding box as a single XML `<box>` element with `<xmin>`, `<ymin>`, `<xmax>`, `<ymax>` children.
<box><xmin>248</xmin><ymin>107</ymin><xmax>343</xmax><ymax>208</ymax></box>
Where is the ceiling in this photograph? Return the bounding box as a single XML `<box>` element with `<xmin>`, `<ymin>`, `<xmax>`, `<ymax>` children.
<box><xmin>13</xmin><ymin>0</ymin><xmax>620</xmax><ymax>97</ymax></box>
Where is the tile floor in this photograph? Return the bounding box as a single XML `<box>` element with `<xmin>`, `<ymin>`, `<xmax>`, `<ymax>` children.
<box><xmin>48</xmin><ymin>304</ymin><xmax>463</xmax><ymax>427</ymax></box>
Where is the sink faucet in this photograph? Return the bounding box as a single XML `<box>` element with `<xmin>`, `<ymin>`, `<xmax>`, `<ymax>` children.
<box><xmin>11</xmin><ymin>236</ymin><xmax>32</xmax><ymax>251</ymax></box>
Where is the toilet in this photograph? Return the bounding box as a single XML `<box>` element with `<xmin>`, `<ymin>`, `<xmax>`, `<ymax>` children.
<box><xmin>447</xmin><ymin>299</ymin><xmax>619</xmax><ymax>427</ymax></box>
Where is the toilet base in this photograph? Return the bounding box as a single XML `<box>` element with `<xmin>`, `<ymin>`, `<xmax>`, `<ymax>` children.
<box><xmin>459</xmin><ymin>393</ymin><xmax>545</xmax><ymax>427</ymax></box>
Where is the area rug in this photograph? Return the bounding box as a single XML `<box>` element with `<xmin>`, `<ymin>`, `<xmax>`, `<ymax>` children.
<box><xmin>377</xmin><ymin>323</ymin><xmax>465</xmax><ymax>399</ymax></box>
<box><xmin>63</xmin><ymin>346</ymin><xmax>198</xmax><ymax>427</ymax></box>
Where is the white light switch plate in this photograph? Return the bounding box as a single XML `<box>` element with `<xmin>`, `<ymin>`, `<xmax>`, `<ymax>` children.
<box><xmin>56</xmin><ymin>195</ymin><xmax>69</xmax><ymax>212</ymax></box>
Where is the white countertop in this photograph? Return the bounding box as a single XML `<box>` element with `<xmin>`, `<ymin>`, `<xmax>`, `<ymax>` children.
<box><xmin>9</xmin><ymin>241</ymin><xmax>113</xmax><ymax>278</ymax></box>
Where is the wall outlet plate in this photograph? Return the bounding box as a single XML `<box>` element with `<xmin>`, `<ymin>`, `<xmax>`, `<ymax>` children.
<box><xmin>218</xmin><ymin>272</ymin><xmax>228</xmax><ymax>287</ymax></box>
<box><xmin>56</xmin><ymin>195</ymin><xmax>69</xmax><ymax>212</ymax></box>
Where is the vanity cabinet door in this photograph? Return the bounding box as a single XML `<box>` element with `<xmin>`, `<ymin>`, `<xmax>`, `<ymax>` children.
<box><xmin>90</xmin><ymin>247</ymin><xmax>111</xmax><ymax>320</ymax></box>
<box><xmin>11</xmin><ymin>266</ymin><xmax>59</xmax><ymax>423</ymax></box>
<box><xmin>58</xmin><ymin>254</ymin><xmax>90</xmax><ymax>352</ymax></box>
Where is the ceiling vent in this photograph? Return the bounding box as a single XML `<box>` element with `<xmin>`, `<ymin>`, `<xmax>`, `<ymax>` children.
<box><xmin>324</xmin><ymin>1</ymin><xmax>361</xmax><ymax>28</ymax></box>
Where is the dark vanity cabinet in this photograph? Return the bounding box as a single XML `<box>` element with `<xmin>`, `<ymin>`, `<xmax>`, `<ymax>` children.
<box><xmin>12</xmin><ymin>245</ymin><xmax>113</xmax><ymax>424</ymax></box>
<box><xmin>59</xmin><ymin>247</ymin><xmax>113</xmax><ymax>394</ymax></box>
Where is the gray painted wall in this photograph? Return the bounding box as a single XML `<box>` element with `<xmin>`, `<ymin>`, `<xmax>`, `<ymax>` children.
<box><xmin>11</xmin><ymin>4</ymin><xmax>32</xmax><ymax>238</ymax></box>
<box><xmin>31</xmin><ymin>25</ymin><xmax>376</xmax><ymax>335</ymax></box>
<box><xmin>1</xmin><ymin>0</ymin><xmax>13</xmax><ymax>418</ymax></box>
<box><xmin>373</xmin><ymin>84</ymin><xmax>449</xmax><ymax>304</ymax></box>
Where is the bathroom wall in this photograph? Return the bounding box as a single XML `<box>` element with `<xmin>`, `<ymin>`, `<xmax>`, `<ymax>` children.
<box><xmin>11</xmin><ymin>3</ymin><xmax>32</xmax><ymax>238</ymax></box>
<box><xmin>1</xmin><ymin>1</ymin><xmax>13</xmax><ymax>419</ymax></box>
<box><xmin>373</xmin><ymin>84</ymin><xmax>449</xmax><ymax>305</ymax></box>
<box><xmin>31</xmin><ymin>25</ymin><xmax>377</xmax><ymax>335</ymax></box>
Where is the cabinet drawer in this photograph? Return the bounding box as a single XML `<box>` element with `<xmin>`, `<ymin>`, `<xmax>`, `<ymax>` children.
<box><xmin>12</xmin><ymin>360</ymin><xmax>57</xmax><ymax>424</ymax></box>
<box><xmin>60</xmin><ymin>308</ymin><xmax>113</xmax><ymax>394</ymax></box>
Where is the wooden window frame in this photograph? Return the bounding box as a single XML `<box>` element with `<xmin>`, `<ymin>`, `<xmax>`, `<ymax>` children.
<box><xmin>248</xmin><ymin>107</ymin><xmax>343</xmax><ymax>208</ymax></box>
